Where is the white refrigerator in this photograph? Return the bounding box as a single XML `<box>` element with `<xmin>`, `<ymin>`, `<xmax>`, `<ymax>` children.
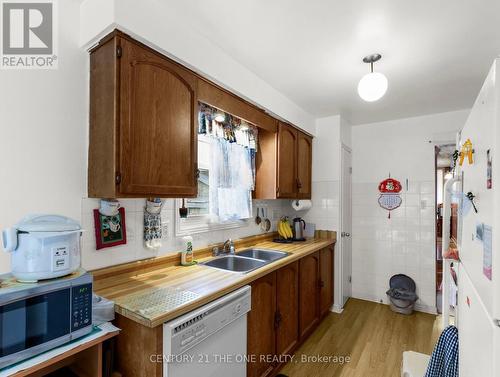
<box><xmin>447</xmin><ymin>58</ymin><xmax>500</xmax><ymax>377</ymax></box>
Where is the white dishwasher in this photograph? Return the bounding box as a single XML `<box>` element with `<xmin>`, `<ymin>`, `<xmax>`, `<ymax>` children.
<box><xmin>163</xmin><ymin>286</ymin><xmax>251</xmax><ymax>377</ymax></box>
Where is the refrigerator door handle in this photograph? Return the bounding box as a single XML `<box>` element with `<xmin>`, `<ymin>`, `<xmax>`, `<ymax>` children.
<box><xmin>442</xmin><ymin>176</ymin><xmax>460</xmax><ymax>328</ymax></box>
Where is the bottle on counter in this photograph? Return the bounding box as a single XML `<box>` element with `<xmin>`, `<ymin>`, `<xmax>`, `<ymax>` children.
<box><xmin>181</xmin><ymin>236</ymin><xmax>194</xmax><ymax>266</ymax></box>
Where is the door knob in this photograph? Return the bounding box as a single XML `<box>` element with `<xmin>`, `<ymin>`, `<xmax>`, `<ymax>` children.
<box><xmin>346</xmin><ymin>233</ymin><xmax>350</xmax><ymax>237</ymax></box>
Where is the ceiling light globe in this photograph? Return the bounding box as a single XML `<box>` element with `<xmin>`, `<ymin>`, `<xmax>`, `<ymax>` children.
<box><xmin>357</xmin><ymin>72</ymin><xmax>388</xmax><ymax>102</ymax></box>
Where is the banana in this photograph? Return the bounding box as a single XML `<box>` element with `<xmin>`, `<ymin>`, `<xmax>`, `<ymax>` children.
<box><xmin>284</xmin><ymin>220</ymin><xmax>293</xmax><ymax>239</ymax></box>
<box><xmin>279</xmin><ymin>217</ymin><xmax>293</xmax><ymax>239</ymax></box>
<box><xmin>277</xmin><ymin>219</ymin><xmax>287</xmax><ymax>238</ymax></box>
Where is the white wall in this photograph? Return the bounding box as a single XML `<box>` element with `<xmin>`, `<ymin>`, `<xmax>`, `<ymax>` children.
<box><xmin>79</xmin><ymin>0</ymin><xmax>316</xmax><ymax>135</ymax></box>
<box><xmin>0</xmin><ymin>0</ymin><xmax>87</xmax><ymax>274</ymax></box>
<box><xmin>299</xmin><ymin>114</ymin><xmax>352</xmax><ymax>311</ymax></box>
<box><xmin>351</xmin><ymin>109</ymin><xmax>469</xmax><ymax>312</ymax></box>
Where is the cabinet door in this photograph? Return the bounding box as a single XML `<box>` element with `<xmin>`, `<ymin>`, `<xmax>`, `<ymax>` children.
<box><xmin>277</xmin><ymin>122</ymin><xmax>298</xmax><ymax>198</ymax></box>
<box><xmin>297</xmin><ymin>132</ymin><xmax>312</xmax><ymax>199</ymax></box>
<box><xmin>299</xmin><ymin>252</ymin><xmax>320</xmax><ymax>339</ymax></box>
<box><xmin>119</xmin><ymin>37</ymin><xmax>197</xmax><ymax>196</ymax></box>
<box><xmin>319</xmin><ymin>246</ymin><xmax>334</xmax><ymax>317</ymax></box>
<box><xmin>276</xmin><ymin>261</ymin><xmax>299</xmax><ymax>356</ymax></box>
<box><xmin>248</xmin><ymin>273</ymin><xmax>277</xmax><ymax>377</ymax></box>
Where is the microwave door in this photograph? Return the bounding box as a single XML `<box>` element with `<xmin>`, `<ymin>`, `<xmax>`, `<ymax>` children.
<box><xmin>0</xmin><ymin>289</ymin><xmax>71</xmax><ymax>368</ymax></box>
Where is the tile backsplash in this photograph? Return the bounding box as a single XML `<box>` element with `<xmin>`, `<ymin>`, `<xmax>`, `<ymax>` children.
<box><xmin>351</xmin><ymin>180</ymin><xmax>436</xmax><ymax>312</ymax></box>
<box><xmin>80</xmin><ymin>198</ymin><xmax>295</xmax><ymax>271</ymax></box>
<box><xmin>303</xmin><ymin>180</ymin><xmax>340</xmax><ymax>231</ymax></box>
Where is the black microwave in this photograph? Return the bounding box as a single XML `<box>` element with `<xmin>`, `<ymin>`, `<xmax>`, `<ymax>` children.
<box><xmin>0</xmin><ymin>271</ymin><xmax>93</xmax><ymax>369</ymax></box>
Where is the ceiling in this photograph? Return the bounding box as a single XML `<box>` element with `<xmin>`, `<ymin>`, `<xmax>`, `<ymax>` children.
<box><xmin>166</xmin><ymin>0</ymin><xmax>500</xmax><ymax>125</ymax></box>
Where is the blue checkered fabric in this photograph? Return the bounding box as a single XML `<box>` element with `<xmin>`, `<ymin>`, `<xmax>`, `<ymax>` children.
<box><xmin>424</xmin><ymin>325</ymin><xmax>459</xmax><ymax>377</ymax></box>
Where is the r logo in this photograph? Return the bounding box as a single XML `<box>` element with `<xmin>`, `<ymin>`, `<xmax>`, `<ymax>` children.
<box><xmin>2</xmin><ymin>2</ymin><xmax>53</xmax><ymax>55</ymax></box>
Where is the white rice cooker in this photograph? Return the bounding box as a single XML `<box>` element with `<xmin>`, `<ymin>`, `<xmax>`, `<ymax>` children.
<box><xmin>2</xmin><ymin>214</ymin><xmax>83</xmax><ymax>282</ymax></box>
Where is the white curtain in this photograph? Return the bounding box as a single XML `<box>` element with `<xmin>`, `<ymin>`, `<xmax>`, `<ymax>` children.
<box><xmin>209</xmin><ymin>138</ymin><xmax>253</xmax><ymax>222</ymax></box>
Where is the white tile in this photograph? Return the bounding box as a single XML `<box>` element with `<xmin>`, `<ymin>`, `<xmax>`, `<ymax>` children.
<box><xmin>406</xmin><ymin>181</ymin><xmax>420</xmax><ymax>194</ymax></box>
<box><xmin>420</xmin><ymin>181</ymin><xmax>434</xmax><ymax>194</ymax></box>
<box><xmin>404</xmin><ymin>193</ymin><xmax>420</xmax><ymax>207</ymax></box>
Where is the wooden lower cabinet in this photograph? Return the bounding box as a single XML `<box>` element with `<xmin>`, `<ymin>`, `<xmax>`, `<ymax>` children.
<box><xmin>298</xmin><ymin>252</ymin><xmax>320</xmax><ymax>339</ymax></box>
<box><xmin>319</xmin><ymin>246</ymin><xmax>335</xmax><ymax>317</ymax></box>
<box><xmin>248</xmin><ymin>247</ymin><xmax>334</xmax><ymax>377</ymax></box>
<box><xmin>248</xmin><ymin>272</ymin><xmax>277</xmax><ymax>377</ymax></box>
<box><xmin>276</xmin><ymin>261</ymin><xmax>300</xmax><ymax>356</ymax></box>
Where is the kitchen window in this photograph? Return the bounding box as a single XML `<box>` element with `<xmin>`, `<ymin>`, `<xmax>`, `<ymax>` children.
<box><xmin>175</xmin><ymin>108</ymin><xmax>258</xmax><ymax>236</ymax></box>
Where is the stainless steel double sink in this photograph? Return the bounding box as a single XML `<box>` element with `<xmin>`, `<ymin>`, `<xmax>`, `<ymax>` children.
<box><xmin>201</xmin><ymin>248</ymin><xmax>289</xmax><ymax>274</ymax></box>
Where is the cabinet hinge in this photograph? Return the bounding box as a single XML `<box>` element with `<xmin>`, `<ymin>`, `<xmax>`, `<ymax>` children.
<box><xmin>115</xmin><ymin>172</ymin><xmax>122</xmax><ymax>185</ymax></box>
<box><xmin>349</xmin><ymin>276</ymin><xmax>352</xmax><ymax>283</ymax></box>
<box><xmin>116</xmin><ymin>45</ymin><xmax>122</xmax><ymax>59</ymax></box>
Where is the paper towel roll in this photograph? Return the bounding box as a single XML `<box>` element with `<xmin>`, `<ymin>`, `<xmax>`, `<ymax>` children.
<box><xmin>292</xmin><ymin>200</ymin><xmax>312</xmax><ymax>211</ymax></box>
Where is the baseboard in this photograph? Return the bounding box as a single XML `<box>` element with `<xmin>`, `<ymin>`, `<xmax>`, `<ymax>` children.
<box><xmin>352</xmin><ymin>294</ymin><xmax>437</xmax><ymax>315</ymax></box>
<box><xmin>414</xmin><ymin>303</ymin><xmax>438</xmax><ymax>315</ymax></box>
<box><xmin>330</xmin><ymin>304</ymin><xmax>344</xmax><ymax>314</ymax></box>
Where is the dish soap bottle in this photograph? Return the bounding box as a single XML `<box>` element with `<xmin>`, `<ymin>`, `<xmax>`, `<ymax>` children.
<box><xmin>181</xmin><ymin>236</ymin><xmax>194</xmax><ymax>266</ymax></box>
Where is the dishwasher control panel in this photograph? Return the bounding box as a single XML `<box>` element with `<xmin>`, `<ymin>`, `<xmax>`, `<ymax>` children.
<box><xmin>163</xmin><ymin>286</ymin><xmax>251</xmax><ymax>356</ymax></box>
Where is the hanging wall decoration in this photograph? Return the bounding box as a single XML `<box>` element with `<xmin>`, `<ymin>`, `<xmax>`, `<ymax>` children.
<box><xmin>487</xmin><ymin>149</ymin><xmax>492</xmax><ymax>189</ymax></box>
<box><xmin>93</xmin><ymin>200</ymin><xmax>127</xmax><ymax>250</ymax></box>
<box><xmin>378</xmin><ymin>176</ymin><xmax>402</xmax><ymax>218</ymax></box>
<box><xmin>459</xmin><ymin>138</ymin><xmax>474</xmax><ymax>166</ymax></box>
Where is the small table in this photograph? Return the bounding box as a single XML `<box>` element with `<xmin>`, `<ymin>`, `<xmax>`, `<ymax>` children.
<box><xmin>5</xmin><ymin>329</ymin><xmax>119</xmax><ymax>377</ymax></box>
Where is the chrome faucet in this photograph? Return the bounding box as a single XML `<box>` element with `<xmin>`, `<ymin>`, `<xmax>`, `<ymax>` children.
<box><xmin>212</xmin><ymin>239</ymin><xmax>235</xmax><ymax>256</ymax></box>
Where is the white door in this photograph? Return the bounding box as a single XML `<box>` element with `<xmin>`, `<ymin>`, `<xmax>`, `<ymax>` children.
<box><xmin>341</xmin><ymin>145</ymin><xmax>352</xmax><ymax>305</ymax></box>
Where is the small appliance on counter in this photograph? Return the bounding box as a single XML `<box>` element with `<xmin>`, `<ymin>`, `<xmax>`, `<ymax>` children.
<box><xmin>2</xmin><ymin>214</ymin><xmax>83</xmax><ymax>282</ymax></box>
<box><xmin>0</xmin><ymin>269</ymin><xmax>93</xmax><ymax>369</ymax></box>
<box><xmin>292</xmin><ymin>217</ymin><xmax>306</xmax><ymax>241</ymax></box>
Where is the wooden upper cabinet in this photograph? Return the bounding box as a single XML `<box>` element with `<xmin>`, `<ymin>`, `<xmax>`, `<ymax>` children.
<box><xmin>277</xmin><ymin>122</ymin><xmax>298</xmax><ymax>198</ymax></box>
<box><xmin>299</xmin><ymin>251</ymin><xmax>320</xmax><ymax>340</ymax></box>
<box><xmin>256</xmin><ymin>122</ymin><xmax>312</xmax><ymax>200</ymax></box>
<box><xmin>276</xmin><ymin>261</ymin><xmax>299</xmax><ymax>356</ymax></box>
<box><xmin>319</xmin><ymin>246</ymin><xmax>334</xmax><ymax>318</ymax></box>
<box><xmin>119</xmin><ymin>38</ymin><xmax>197</xmax><ymax>196</ymax></box>
<box><xmin>248</xmin><ymin>273</ymin><xmax>277</xmax><ymax>377</ymax></box>
<box><xmin>88</xmin><ymin>32</ymin><xmax>197</xmax><ymax>198</ymax></box>
<box><xmin>297</xmin><ymin>132</ymin><xmax>313</xmax><ymax>199</ymax></box>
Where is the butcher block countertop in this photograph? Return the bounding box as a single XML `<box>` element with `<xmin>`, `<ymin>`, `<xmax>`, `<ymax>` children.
<box><xmin>93</xmin><ymin>233</ymin><xmax>335</xmax><ymax>328</ymax></box>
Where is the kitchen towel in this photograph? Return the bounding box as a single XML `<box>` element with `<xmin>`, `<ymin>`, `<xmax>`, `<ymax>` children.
<box><xmin>292</xmin><ymin>200</ymin><xmax>313</xmax><ymax>211</ymax></box>
<box><xmin>424</xmin><ymin>325</ymin><xmax>459</xmax><ymax>377</ymax></box>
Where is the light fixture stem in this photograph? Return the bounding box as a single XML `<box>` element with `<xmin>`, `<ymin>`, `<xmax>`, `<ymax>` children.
<box><xmin>370</xmin><ymin>62</ymin><xmax>374</xmax><ymax>73</ymax></box>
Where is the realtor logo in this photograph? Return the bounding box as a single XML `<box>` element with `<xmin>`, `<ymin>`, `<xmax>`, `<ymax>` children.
<box><xmin>1</xmin><ymin>0</ymin><xmax>58</xmax><ymax>69</ymax></box>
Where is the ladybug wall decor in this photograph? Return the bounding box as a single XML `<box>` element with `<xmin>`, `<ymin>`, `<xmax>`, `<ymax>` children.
<box><xmin>378</xmin><ymin>176</ymin><xmax>403</xmax><ymax>218</ymax></box>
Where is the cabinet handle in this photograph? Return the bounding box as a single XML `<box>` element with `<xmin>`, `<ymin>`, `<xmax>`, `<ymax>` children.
<box><xmin>318</xmin><ymin>280</ymin><xmax>324</xmax><ymax>288</ymax></box>
<box><xmin>296</xmin><ymin>178</ymin><xmax>302</xmax><ymax>189</ymax></box>
<box><xmin>274</xmin><ymin>311</ymin><xmax>282</xmax><ymax>329</ymax></box>
<box><xmin>115</xmin><ymin>172</ymin><xmax>122</xmax><ymax>185</ymax></box>
<box><xmin>195</xmin><ymin>168</ymin><xmax>200</xmax><ymax>179</ymax></box>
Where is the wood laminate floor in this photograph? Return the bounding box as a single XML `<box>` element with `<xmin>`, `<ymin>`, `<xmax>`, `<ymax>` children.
<box><xmin>280</xmin><ymin>298</ymin><xmax>441</xmax><ymax>377</ymax></box>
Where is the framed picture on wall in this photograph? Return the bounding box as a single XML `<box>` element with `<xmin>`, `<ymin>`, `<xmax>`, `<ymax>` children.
<box><xmin>93</xmin><ymin>208</ymin><xmax>127</xmax><ymax>250</ymax></box>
